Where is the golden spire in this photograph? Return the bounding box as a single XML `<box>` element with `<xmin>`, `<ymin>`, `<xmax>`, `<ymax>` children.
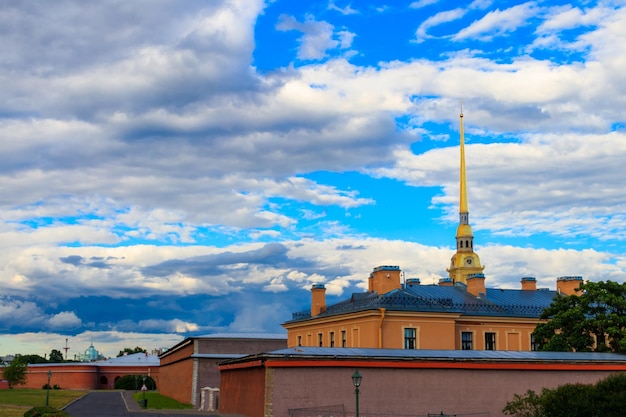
<box><xmin>447</xmin><ymin>107</ymin><xmax>484</xmax><ymax>286</ymax></box>
<box><xmin>459</xmin><ymin>108</ymin><xmax>468</xmax><ymax>218</ymax></box>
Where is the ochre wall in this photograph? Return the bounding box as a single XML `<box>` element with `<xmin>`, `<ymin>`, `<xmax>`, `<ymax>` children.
<box><xmin>286</xmin><ymin>310</ymin><xmax>542</xmax><ymax>351</ymax></box>
<box><xmin>456</xmin><ymin>317</ymin><xmax>542</xmax><ymax>351</ymax></box>
<box><xmin>285</xmin><ymin>311</ymin><xmax>383</xmax><ymax>348</ymax></box>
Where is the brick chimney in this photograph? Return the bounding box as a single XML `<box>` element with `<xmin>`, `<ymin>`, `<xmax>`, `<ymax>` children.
<box><xmin>521</xmin><ymin>276</ymin><xmax>537</xmax><ymax>291</ymax></box>
<box><xmin>368</xmin><ymin>266</ymin><xmax>402</xmax><ymax>295</ymax></box>
<box><xmin>556</xmin><ymin>276</ymin><xmax>583</xmax><ymax>296</ymax></box>
<box><xmin>438</xmin><ymin>278</ymin><xmax>453</xmax><ymax>287</ymax></box>
<box><xmin>467</xmin><ymin>273</ymin><xmax>486</xmax><ymax>297</ymax></box>
<box><xmin>311</xmin><ymin>284</ymin><xmax>327</xmax><ymax>316</ymax></box>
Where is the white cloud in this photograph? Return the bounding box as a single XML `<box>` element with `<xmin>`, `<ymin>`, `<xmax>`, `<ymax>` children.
<box><xmin>276</xmin><ymin>14</ymin><xmax>339</xmax><ymax>60</ymax></box>
<box><xmin>328</xmin><ymin>1</ymin><xmax>358</xmax><ymax>15</ymax></box>
<box><xmin>410</xmin><ymin>0</ymin><xmax>439</xmax><ymax>9</ymax></box>
<box><xmin>416</xmin><ymin>8</ymin><xmax>467</xmax><ymax>42</ymax></box>
<box><xmin>452</xmin><ymin>2</ymin><xmax>537</xmax><ymax>41</ymax></box>
<box><xmin>47</xmin><ymin>311</ymin><xmax>83</xmax><ymax>330</ymax></box>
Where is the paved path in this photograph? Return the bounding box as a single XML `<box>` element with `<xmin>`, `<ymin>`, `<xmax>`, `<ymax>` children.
<box><xmin>64</xmin><ymin>391</ymin><xmax>217</xmax><ymax>417</ymax></box>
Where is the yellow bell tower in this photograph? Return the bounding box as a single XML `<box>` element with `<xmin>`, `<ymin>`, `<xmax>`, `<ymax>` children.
<box><xmin>447</xmin><ymin>110</ymin><xmax>484</xmax><ymax>285</ymax></box>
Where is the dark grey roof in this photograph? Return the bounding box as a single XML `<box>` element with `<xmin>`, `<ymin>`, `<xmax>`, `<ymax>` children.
<box><xmin>265</xmin><ymin>347</ymin><xmax>626</xmax><ymax>363</ymax></box>
<box><xmin>191</xmin><ymin>354</ymin><xmax>247</xmax><ymax>360</ymax></box>
<box><xmin>196</xmin><ymin>332</ymin><xmax>286</xmax><ymax>340</ymax></box>
<box><xmin>287</xmin><ymin>283</ymin><xmax>557</xmax><ymax>323</ymax></box>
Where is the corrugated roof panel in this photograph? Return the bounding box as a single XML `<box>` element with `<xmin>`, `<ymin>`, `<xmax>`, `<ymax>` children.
<box><xmin>267</xmin><ymin>347</ymin><xmax>626</xmax><ymax>362</ymax></box>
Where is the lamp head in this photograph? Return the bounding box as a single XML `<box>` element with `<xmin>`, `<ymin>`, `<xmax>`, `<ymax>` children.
<box><xmin>351</xmin><ymin>369</ymin><xmax>362</xmax><ymax>388</ymax></box>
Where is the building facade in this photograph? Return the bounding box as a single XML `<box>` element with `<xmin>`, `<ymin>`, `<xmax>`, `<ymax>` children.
<box><xmin>158</xmin><ymin>333</ymin><xmax>286</xmax><ymax>410</ymax></box>
<box><xmin>283</xmin><ymin>113</ymin><xmax>583</xmax><ymax>351</ymax></box>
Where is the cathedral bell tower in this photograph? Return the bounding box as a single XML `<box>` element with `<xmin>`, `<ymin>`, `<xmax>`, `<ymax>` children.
<box><xmin>446</xmin><ymin>110</ymin><xmax>485</xmax><ymax>285</ymax></box>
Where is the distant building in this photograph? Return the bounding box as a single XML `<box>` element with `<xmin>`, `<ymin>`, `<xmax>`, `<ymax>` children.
<box><xmin>283</xmin><ymin>112</ymin><xmax>582</xmax><ymax>351</ymax></box>
<box><xmin>10</xmin><ymin>352</ymin><xmax>159</xmax><ymax>390</ymax></box>
<box><xmin>159</xmin><ymin>333</ymin><xmax>287</xmax><ymax>410</ymax></box>
<box><xmin>77</xmin><ymin>343</ymin><xmax>106</xmax><ymax>362</ymax></box>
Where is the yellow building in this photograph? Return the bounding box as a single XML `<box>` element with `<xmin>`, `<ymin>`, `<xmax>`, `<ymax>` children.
<box><xmin>283</xmin><ymin>113</ymin><xmax>582</xmax><ymax>351</ymax></box>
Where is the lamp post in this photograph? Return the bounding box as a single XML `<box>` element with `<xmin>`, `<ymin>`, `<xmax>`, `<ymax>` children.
<box><xmin>45</xmin><ymin>370</ymin><xmax>52</xmax><ymax>406</ymax></box>
<box><xmin>352</xmin><ymin>369</ymin><xmax>362</xmax><ymax>417</ymax></box>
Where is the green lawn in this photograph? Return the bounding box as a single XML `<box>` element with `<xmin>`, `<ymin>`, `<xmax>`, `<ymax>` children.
<box><xmin>0</xmin><ymin>389</ymin><xmax>88</xmax><ymax>417</ymax></box>
<box><xmin>132</xmin><ymin>391</ymin><xmax>193</xmax><ymax>410</ymax></box>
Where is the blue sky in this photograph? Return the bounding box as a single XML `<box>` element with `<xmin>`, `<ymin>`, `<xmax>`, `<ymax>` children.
<box><xmin>1</xmin><ymin>0</ymin><xmax>626</xmax><ymax>358</ymax></box>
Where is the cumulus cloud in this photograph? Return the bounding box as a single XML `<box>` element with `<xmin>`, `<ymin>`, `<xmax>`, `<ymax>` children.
<box><xmin>1</xmin><ymin>0</ymin><xmax>626</xmax><ymax>357</ymax></box>
<box><xmin>276</xmin><ymin>14</ymin><xmax>354</xmax><ymax>60</ymax></box>
<box><xmin>47</xmin><ymin>311</ymin><xmax>83</xmax><ymax>330</ymax></box>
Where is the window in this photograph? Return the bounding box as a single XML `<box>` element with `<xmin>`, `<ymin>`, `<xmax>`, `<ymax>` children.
<box><xmin>404</xmin><ymin>328</ymin><xmax>416</xmax><ymax>349</ymax></box>
<box><xmin>461</xmin><ymin>332</ymin><xmax>473</xmax><ymax>350</ymax></box>
<box><xmin>341</xmin><ymin>330</ymin><xmax>347</xmax><ymax>347</ymax></box>
<box><xmin>530</xmin><ymin>333</ymin><xmax>537</xmax><ymax>351</ymax></box>
<box><xmin>318</xmin><ymin>333</ymin><xmax>323</xmax><ymax>347</ymax></box>
<box><xmin>485</xmin><ymin>332</ymin><xmax>496</xmax><ymax>350</ymax></box>
<box><xmin>297</xmin><ymin>335</ymin><xmax>302</xmax><ymax>347</ymax></box>
<box><xmin>330</xmin><ymin>332</ymin><xmax>335</xmax><ymax>347</ymax></box>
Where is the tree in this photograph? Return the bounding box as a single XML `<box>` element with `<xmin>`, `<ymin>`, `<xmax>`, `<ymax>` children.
<box><xmin>19</xmin><ymin>354</ymin><xmax>48</xmax><ymax>364</ymax></box>
<box><xmin>1</xmin><ymin>358</ymin><xmax>27</xmax><ymax>388</ymax></box>
<box><xmin>504</xmin><ymin>373</ymin><xmax>626</xmax><ymax>417</ymax></box>
<box><xmin>113</xmin><ymin>374</ymin><xmax>156</xmax><ymax>390</ymax></box>
<box><xmin>117</xmin><ymin>346</ymin><xmax>147</xmax><ymax>357</ymax></box>
<box><xmin>534</xmin><ymin>280</ymin><xmax>626</xmax><ymax>352</ymax></box>
<box><xmin>502</xmin><ymin>389</ymin><xmax>545</xmax><ymax>417</ymax></box>
<box><xmin>49</xmin><ymin>349</ymin><xmax>64</xmax><ymax>363</ymax></box>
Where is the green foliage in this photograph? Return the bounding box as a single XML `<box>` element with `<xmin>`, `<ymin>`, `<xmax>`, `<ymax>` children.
<box><xmin>540</xmin><ymin>383</ymin><xmax>595</xmax><ymax>417</ymax></box>
<box><xmin>2</xmin><ymin>358</ymin><xmax>28</xmax><ymax>388</ymax></box>
<box><xmin>503</xmin><ymin>373</ymin><xmax>626</xmax><ymax>417</ymax></box>
<box><xmin>502</xmin><ymin>389</ymin><xmax>545</xmax><ymax>417</ymax></box>
<box><xmin>23</xmin><ymin>406</ymin><xmax>69</xmax><ymax>417</ymax></box>
<box><xmin>113</xmin><ymin>374</ymin><xmax>156</xmax><ymax>390</ymax></box>
<box><xmin>48</xmin><ymin>350</ymin><xmax>64</xmax><ymax>363</ymax></box>
<box><xmin>19</xmin><ymin>354</ymin><xmax>48</xmax><ymax>364</ymax></box>
<box><xmin>534</xmin><ymin>280</ymin><xmax>626</xmax><ymax>352</ymax></box>
<box><xmin>117</xmin><ymin>346</ymin><xmax>147</xmax><ymax>357</ymax></box>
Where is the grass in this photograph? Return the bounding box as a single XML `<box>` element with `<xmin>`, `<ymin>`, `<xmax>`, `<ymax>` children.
<box><xmin>132</xmin><ymin>391</ymin><xmax>193</xmax><ymax>410</ymax></box>
<box><xmin>0</xmin><ymin>389</ymin><xmax>88</xmax><ymax>417</ymax></box>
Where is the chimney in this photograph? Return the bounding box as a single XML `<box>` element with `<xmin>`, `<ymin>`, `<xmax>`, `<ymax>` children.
<box><xmin>467</xmin><ymin>273</ymin><xmax>486</xmax><ymax>297</ymax></box>
<box><xmin>556</xmin><ymin>276</ymin><xmax>583</xmax><ymax>296</ymax></box>
<box><xmin>369</xmin><ymin>266</ymin><xmax>402</xmax><ymax>294</ymax></box>
<box><xmin>406</xmin><ymin>278</ymin><xmax>421</xmax><ymax>287</ymax></box>
<box><xmin>521</xmin><ymin>276</ymin><xmax>537</xmax><ymax>291</ymax></box>
<box><xmin>438</xmin><ymin>278</ymin><xmax>453</xmax><ymax>287</ymax></box>
<box><xmin>311</xmin><ymin>284</ymin><xmax>327</xmax><ymax>316</ymax></box>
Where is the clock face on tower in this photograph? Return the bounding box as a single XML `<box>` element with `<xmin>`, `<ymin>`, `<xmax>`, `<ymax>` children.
<box><xmin>465</xmin><ymin>257</ymin><xmax>473</xmax><ymax>265</ymax></box>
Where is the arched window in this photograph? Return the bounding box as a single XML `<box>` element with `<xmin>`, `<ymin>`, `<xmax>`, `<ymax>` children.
<box><xmin>100</xmin><ymin>376</ymin><xmax>108</xmax><ymax>385</ymax></box>
<box><xmin>460</xmin><ymin>241</ymin><xmax>463</xmax><ymax>248</ymax></box>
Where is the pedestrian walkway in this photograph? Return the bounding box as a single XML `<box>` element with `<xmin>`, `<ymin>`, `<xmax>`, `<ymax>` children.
<box><xmin>64</xmin><ymin>391</ymin><xmax>217</xmax><ymax>417</ymax></box>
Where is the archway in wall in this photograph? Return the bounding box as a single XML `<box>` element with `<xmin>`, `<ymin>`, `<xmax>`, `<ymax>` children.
<box><xmin>100</xmin><ymin>376</ymin><xmax>108</xmax><ymax>385</ymax></box>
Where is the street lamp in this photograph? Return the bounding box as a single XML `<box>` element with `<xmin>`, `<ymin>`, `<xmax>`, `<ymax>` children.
<box><xmin>352</xmin><ymin>369</ymin><xmax>362</xmax><ymax>417</ymax></box>
<box><xmin>45</xmin><ymin>370</ymin><xmax>52</xmax><ymax>406</ymax></box>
